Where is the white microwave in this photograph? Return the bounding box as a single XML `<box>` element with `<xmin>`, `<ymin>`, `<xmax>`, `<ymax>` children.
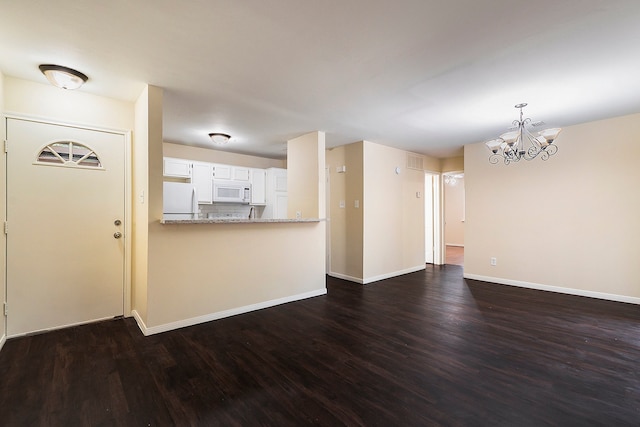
<box><xmin>213</xmin><ymin>180</ymin><xmax>251</xmax><ymax>204</ymax></box>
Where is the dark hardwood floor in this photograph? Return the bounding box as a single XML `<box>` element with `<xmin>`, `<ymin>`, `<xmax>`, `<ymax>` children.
<box><xmin>1</xmin><ymin>265</ymin><xmax>639</xmax><ymax>426</ymax></box>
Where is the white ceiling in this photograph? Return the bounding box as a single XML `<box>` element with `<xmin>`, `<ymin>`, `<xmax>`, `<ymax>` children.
<box><xmin>1</xmin><ymin>0</ymin><xmax>640</xmax><ymax>159</ymax></box>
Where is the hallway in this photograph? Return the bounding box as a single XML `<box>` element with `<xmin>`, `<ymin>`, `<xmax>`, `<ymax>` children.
<box><xmin>445</xmin><ymin>245</ymin><xmax>464</xmax><ymax>266</ymax></box>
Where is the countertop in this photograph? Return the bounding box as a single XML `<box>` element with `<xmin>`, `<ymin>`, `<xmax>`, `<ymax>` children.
<box><xmin>161</xmin><ymin>217</ymin><xmax>322</xmax><ymax>224</ymax></box>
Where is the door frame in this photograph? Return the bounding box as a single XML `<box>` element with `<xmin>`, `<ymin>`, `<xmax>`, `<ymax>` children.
<box><xmin>325</xmin><ymin>165</ymin><xmax>331</xmax><ymax>274</ymax></box>
<box><xmin>425</xmin><ymin>170</ymin><xmax>444</xmax><ymax>265</ymax></box>
<box><xmin>3</xmin><ymin>113</ymin><xmax>132</xmax><ymax>334</ymax></box>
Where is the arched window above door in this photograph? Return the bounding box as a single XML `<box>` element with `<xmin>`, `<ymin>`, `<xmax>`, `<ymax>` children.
<box><xmin>36</xmin><ymin>141</ymin><xmax>102</xmax><ymax>168</ymax></box>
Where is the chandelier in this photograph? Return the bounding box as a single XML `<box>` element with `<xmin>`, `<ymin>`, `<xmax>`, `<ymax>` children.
<box><xmin>485</xmin><ymin>103</ymin><xmax>561</xmax><ymax>164</ymax></box>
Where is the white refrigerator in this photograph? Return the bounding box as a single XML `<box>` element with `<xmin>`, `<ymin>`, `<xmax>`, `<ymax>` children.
<box><xmin>163</xmin><ymin>182</ymin><xmax>198</xmax><ymax>219</ymax></box>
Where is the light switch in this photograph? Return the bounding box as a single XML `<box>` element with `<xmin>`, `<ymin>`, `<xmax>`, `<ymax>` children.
<box><xmin>354</xmin><ymin>200</ymin><xmax>359</xmax><ymax>208</ymax></box>
<box><xmin>339</xmin><ymin>200</ymin><xmax>345</xmax><ymax>208</ymax></box>
<box><xmin>416</xmin><ymin>191</ymin><xmax>421</xmax><ymax>198</ymax></box>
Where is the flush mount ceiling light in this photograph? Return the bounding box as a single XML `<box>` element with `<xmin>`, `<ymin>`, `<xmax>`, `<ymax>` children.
<box><xmin>208</xmin><ymin>133</ymin><xmax>231</xmax><ymax>144</ymax></box>
<box><xmin>38</xmin><ymin>64</ymin><xmax>88</xmax><ymax>90</ymax></box>
<box><xmin>485</xmin><ymin>103</ymin><xmax>561</xmax><ymax>165</ymax></box>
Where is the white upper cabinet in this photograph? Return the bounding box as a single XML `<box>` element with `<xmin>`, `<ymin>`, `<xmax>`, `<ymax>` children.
<box><xmin>233</xmin><ymin>166</ymin><xmax>251</xmax><ymax>182</ymax></box>
<box><xmin>191</xmin><ymin>161</ymin><xmax>213</xmax><ymax>204</ymax></box>
<box><xmin>212</xmin><ymin>164</ymin><xmax>250</xmax><ymax>181</ymax></box>
<box><xmin>212</xmin><ymin>163</ymin><xmax>232</xmax><ymax>180</ymax></box>
<box><xmin>163</xmin><ymin>157</ymin><xmax>191</xmax><ymax>178</ymax></box>
<box><xmin>274</xmin><ymin>172</ymin><xmax>287</xmax><ymax>192</ymax></box>
<box><xmin>263</xmin><ymin>168</ymin><xmax>288</xmax><ymax>219</ymax></box>
<box><xmin>250</xmin><ymin>168</ymin><xmax>266</xmax><ymax>205</ymax></box>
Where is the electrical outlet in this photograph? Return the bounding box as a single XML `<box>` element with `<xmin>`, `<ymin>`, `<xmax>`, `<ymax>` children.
<box><xmin>296</xmin><ymin>211</ymin><xmax>301</xmax><ymax>219</ymax></box>
<box><xmin>490</xmin><ymin>257</ymin><xmax>497</xmax><ymax>266</ymax></box>
<box><xmin>339</xmin><ymin>200</ymin><xmax>345</xmax><ymax>208</ymax></box>
<box><xmin>354</xmin><ymin>200</ymin><xmax>359</xmax><ymax>208</ymax></box>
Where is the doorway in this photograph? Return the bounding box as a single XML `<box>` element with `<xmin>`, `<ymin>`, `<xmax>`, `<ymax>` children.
<box><xmin>6</xmin><ymin>118</ymin><xmax>127</xmax><ymax>337</ymax></box>
<box><xmin>443</xmin><ymin>172</ymin><xmax>464</xmax><ymax>266</ymax></box>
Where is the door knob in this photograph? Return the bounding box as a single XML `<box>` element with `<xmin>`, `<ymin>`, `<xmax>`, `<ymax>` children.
<box><xmin>114</xmin><ymin>219</ymin><xmax>122</xmax><ymax>226</ymax></box>
<box><xmin>114</xmin><ymin>232</ymin><xmax>122</xmax><ymax>239</ymax></box>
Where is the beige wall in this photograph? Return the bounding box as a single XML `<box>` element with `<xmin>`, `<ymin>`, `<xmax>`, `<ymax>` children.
<box><xmin>326</xmin><ymin>143</ymin><xmax>364</xmax><ymax>280</ymax></box>
<box><xmin>132</xmin><ymin>86</ymin><xmax>151</xmax><ymax>322</ymax></box>
<box><xmin>0</xmin><ymin>71</ymin><xmax>5</xmax><ymax>345</ymax></box>
<box><xmin>2</xmin><ymin>76</ymin><xmax>135</xmax><ymax>341</ymax></box>
<box><xmin>145</xmin><ymin>222</ymin><xmax>326</xmax><ymax>328</ymax></box>
<box><xmin>465</xmin><ymin>113</ymin><xmax>640</xmax><ymax>302</ymax></box>
<box><xmin>328</xmin><ymin>141</ymin><xmax>431</xmax><ymax>283</ymax></box>
<box><xmin>163</xmin><ymin>142</ymin><xmax>285</xmax><ymax>169</ymax></box>
<box><xmin>441</xmin><ymin>156</ymin><xmax>464</xmax><ymax>173</ymax></box>
<box><xmin>288</xmin><ymin>131</ymin><xmax>325</xmax><ymax>219</ymax></box>
<box><xmin>4</xmin><ymin>77</ymin><xmax>133</xmax><ymax>131</ymax></box>
<box><xmin>444</xmin><ymin>177</ymin><xmax>465</xmax><ymax>246</ymax></box>
<box><xmin>423</xmin><ymin>153</ymin><xmax>442</xmax><ymax>173</ymax></box>
<box><xmin>363</xmin><ymin>141</ymin><xmax>426</xmax><ymax>281</ymax></box>
<box><xmin>141</xmin><ymin>128</ymin><xmax>326</xmax><ymax>330</ymax></box>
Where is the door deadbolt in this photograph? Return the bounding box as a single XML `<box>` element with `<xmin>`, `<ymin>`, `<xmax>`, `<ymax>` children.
<box><xmin>114</xmin><ymin>219</ymin><xmax>122</xmax><ymax>226</ymax></box>
<box><xmin>114</xmin><ymin>232</ymin><xmax>122</xmax><ymax>239</ymax></box>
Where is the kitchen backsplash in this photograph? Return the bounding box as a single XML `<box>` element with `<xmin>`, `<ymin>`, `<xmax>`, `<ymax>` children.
<box><xmin>199</xmin><ymin>203</ymin><xmax>253</xmax><ymax>219</ymax></box>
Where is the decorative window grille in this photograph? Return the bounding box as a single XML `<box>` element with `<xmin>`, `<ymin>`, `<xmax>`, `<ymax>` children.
<box><xmin>36</xmin><ymin>141</ymin><xmax>102</xmax><ymax>168</ymax></box>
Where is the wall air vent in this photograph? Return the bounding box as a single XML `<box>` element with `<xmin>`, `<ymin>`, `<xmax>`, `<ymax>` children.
<box><xmin>406</xmin><ymin>153</ymin><xmax>425</xmax><ymax>171</ymax></box>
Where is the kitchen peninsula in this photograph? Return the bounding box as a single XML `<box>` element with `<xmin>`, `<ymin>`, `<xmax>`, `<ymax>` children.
<box><xmin>135</xmin><ymin>132</ymin><xmax>327</xmax><ymax>337</ymax></box>
<box><xmin>161</xmin><ymin>216</ymin><xmax>322</xmax><ymax>224</ymax></box>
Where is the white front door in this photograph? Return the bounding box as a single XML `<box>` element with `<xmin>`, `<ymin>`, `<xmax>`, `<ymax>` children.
<box><xmin>6</xmin><ymin>118</ymin><xmax>126</xmax><ymax>336</ymax></box>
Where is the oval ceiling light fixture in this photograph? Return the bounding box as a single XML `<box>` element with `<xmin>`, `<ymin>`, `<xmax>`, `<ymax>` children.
<box><xmin>38</xmin><ymin>64</ymin><xmax>88</xmax><ymax>90</ymax></box>
<box><xmin>208</xmin><ymin>133</ymin><xmax>231</xmax><ymax>144</ymax></box>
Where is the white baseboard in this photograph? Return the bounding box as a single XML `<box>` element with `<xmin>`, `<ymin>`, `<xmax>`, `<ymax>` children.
<box><xmin>364</xmin><ymin>265</ymin><xmax>426</xmax><ymax>284</ymax></box>
<box><xmin>6</xmin><ymin>315</ymin><xmax>119</xmax><ymax>339</ymax></box>
<box><xmin>328</xmin><ymin>272</ymin><xmax>364</xmax><ymax>284</ymax></box>
<box><xmin>0</xmin><ymin>334</ymin><xmax>5</xmax><ymax>353</ymax></box>
<box><xmin>132</xmin><ymin>288</ymin><xmax>327</xmax><ymax>336</ymax></box>
<box><xmin>330</xmin><ymin>265</ymin><xmax>426</xmax><ymax>285</ymax></box>
<box><xmin>464</xmin><ymin>273</ymin><xmax>640</xmax><ymax>305</ymax></box>
<box><xmin>131</xmin><ymin>310</ymin><xmax>149</xmax><ymax>336</ymax></box>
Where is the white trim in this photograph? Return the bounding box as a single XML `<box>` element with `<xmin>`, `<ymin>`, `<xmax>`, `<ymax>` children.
<box><xmin>329</xmin><ymin>272</ymin><xmax>364</xmax><ymax>284</ymax></box>
<box><xmin>363</xmin><ymin>265</ymin><xmax>426</xmax><ymax>284</ymax></box>
<box><xmin>3</xmin><ymin>112</ymin><xmax>129</xmax><ymax>136</ymax></box>
<box><xmin>131</xmin><ymin>288</ymin><xmax>328</xmax><ymax>336</ymax></box>
<box><xmin>445</xmin><ymin>243</ymin><xmax>464</xmax><ymax>247</ymax></box>
<box><xmin>463</xmin><ymin>273</ymin><xmax>640</xmax><ymax>305</ymax></box>
<box><xmin>123</xmin><ymin>130</ymin><xmax>132</xmax><ymax>317</ymax></box>
<box><xmin>0</xmin><ymin>334</ymin><xmax>6</xmax><ymax>352</ymax></box>
<box><xmin>131</xmin><ymin>310</ymin><xmax>148</xmax><ymax>335</ymax></box>
<box><xmin>329</xmin><ymin>265</ymin><xmax>427</xmax><ymax>285</ymax></box>
<box><xmin>6</xmin><ymin>315</ymin><xmax>116</xmax><ymax>339</ymax></box>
